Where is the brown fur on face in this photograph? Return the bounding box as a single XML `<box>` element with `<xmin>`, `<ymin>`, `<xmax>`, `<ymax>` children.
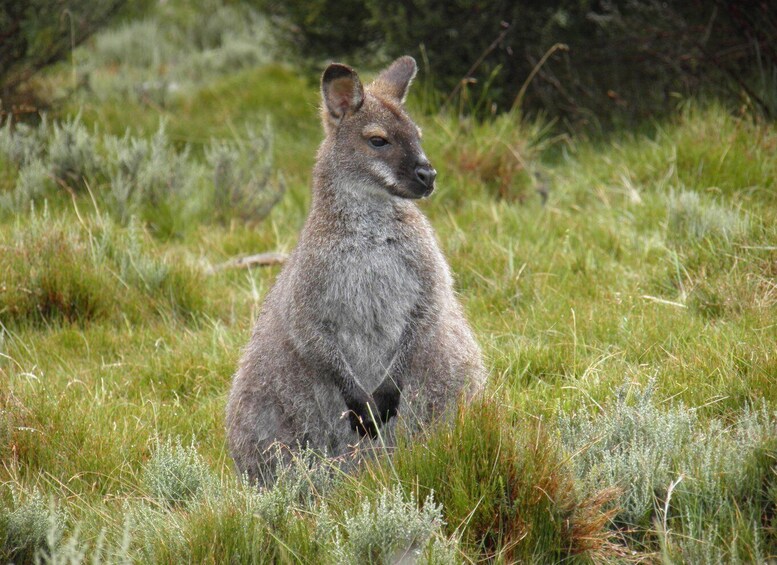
<box><xmin>319</xmin><ymin>57</ymin><xmax>434</xmax><ymax>199</ymax></box>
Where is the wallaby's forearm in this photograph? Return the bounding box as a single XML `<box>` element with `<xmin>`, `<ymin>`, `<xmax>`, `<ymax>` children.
<box><xmin>372</xmin><ymin>301</ymin><xmax>430</xmax><ymax>422</ymax></box>
<box><xmin>304</xmin><ymin>321</ymin><xmax>381</xmax><ymax>435</ymax></box>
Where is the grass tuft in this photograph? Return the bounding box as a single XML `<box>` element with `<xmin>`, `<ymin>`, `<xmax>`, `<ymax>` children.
<box><xmin>364</xmin><ymin>399</ymin><xmax>617</xmax><ymax>562</ymax></box>
<box><xmin>0</xmin><ymin>213</ymin><xmax>209</xmax><ymax>327</ymax></box>
<box><xmin>426</xmin><ymin>111</ymin><xmax>552</xmax><ymax>203</ymax></box>
<box><xmin>666</xmin><ymin>190</ymin><xmax>749</xmax><ymax>244</ymax></box>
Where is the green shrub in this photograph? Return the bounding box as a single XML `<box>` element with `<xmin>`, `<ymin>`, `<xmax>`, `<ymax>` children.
<box><xmin>262</xmin><ymin>0</ymin><xmax>776</xmax><ymax>123</ymax></box>
<box><xmin>2</xmin><ymin>159</ymin><xmax>53</xmax><ymax>212</ymax></box>
<box><xmin>1</xmin><ymin>112</ymin><xmax>281</xmax><ymax>235</ymax></box>
<box><xmin>1</xmin><ymin>488</ymin><xmax>64</xmax><ymax>563</ymax></box>
<box><xmin>79</xmin><ymin>3</ymin><xmax>273</xmax><ymax>103</ymax></box>
<box><xmin>143</xmin><ymin>438</ymin><xmax>215</xmax><ymax>508</ymax></box>
<box><xmin>561</xmin><ymin>380</ymin><xmax>777</xmax><ymax>558</ymax></box>
<box><xmin>133</xmin><ymin>449</ymin><xmax>459</xmax><ymax>564</ymax></box>
<box><xmin>559</xmin><ymin>378</ymin><xmax>696</xmax><ymax>529</ymax></box>
<box><xmin>332</xmin><ymin>487</ymin><xmax>450</xmax><ymax>565</ymax></box>
<box><xmin>180</xmin><ymin>31</ymin><xmax>271</xmax><ymax>82</ymax></box>
<box><xmin>0</xmin><ymin>117</ymin><xmax>48</xmax><ymax>167</ymax></box>
<box><xmin>0</xmin><ymin>0</ymin><xmax>134</xmax><ymax>101</ymax></box>
<box><xmin>48</xmin><ymin>113</ymin><xmax>103</xmax><ymax>190</ymax></box>
<box><xmin>668</xmin><ymin>404</ymin><xmax>777</xmax><ymax>562</ymax></box>
<box><xmin>0</xmin><ymin>113</ymin><xmax>102</xmax><ymax>208</ymax></box>
<box><xmin>104</xmin><ymin>122</ymin><xmax>205</xmax><ymax>236</ymax></box>
<box><xmin>91</xmin><ymin>19</ymin><xmax>178</xmax><ymax>69</ymax></box>
<box><xmin>205</xmin><ymin>123</ymin><xmax>284</xmax><ymax>225</ymax></box>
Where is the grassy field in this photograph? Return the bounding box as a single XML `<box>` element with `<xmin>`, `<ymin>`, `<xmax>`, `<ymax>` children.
<box><xmin>1</xmin><ymin>5</ymin><xmax>776</xmax><ymax>563</ymax></box>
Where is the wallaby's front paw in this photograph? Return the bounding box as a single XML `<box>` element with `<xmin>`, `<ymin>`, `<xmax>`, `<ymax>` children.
<box><xmin>346</xmin><ymin>397</ymin><xmax>380</xmax><ymax>438</ymax></box>
<box><xmin>373</xmin><ymin>383</ymin><xmax>400</xmax><ymax>424</ymax></box>
<box><xmin>348</xmin><ymin>410</ymin><xmax>379</xmax><ymax>438</ymax></box>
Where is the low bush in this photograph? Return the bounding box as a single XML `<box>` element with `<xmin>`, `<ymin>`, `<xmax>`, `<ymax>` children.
<box><xmin>331</xmin><ymin>487</ymin><xmax>453</xmax><ymax>565</ymax></box>
<box><xmin>143</xmin><ymin>438</ymin><xmax>215</xmax><ymax>508</ymax></box>
<box><xmin>104</xmin><ymin>122</ymin><xmax>205</xmax><ymax>236</ymax></box>
<box><xmin>560</xmin><ymin>379</ymin><xmax>777</xmax><ymax>558</ymax></box>
<box><xmin>0</xmin><ymin>114</ymin><xmax>281</xmax><ymax>237</ymax></box>
<box><xmin>48</xmin><ymin>114</ymin><xmax>103</xmax><ymax>191</ymax></box>
<box><xmin>1</xmin><ymin>488</ymin><xmax>64</xmax><ymax>563</ymax></box>
<box><xmin>0</xmin><ymin>118</ymin><xmax>48</xmax><ymax>167</ymax></box>
<box><xmin>559</xmin><ymin>378</ymin><xmax>696</xmax><ymax>530</ymax></box>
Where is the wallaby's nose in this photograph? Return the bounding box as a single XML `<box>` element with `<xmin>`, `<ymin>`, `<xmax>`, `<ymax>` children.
<box><xmin>415</xmin><ymin>165</ymin><xmax>437</xmax><ymax>188</ymax></box>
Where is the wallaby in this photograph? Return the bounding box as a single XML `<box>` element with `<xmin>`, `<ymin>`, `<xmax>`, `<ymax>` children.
<box><xmin>226</xmin><ymin>56</ymin><xmax>485</xmax><ymax>485</ymax></box>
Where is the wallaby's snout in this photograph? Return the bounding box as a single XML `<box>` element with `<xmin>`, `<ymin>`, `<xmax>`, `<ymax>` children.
<box><xmin>414</xmin><ymin>162</ymin><xmax>437</xmax><ymax>197</ymax></box>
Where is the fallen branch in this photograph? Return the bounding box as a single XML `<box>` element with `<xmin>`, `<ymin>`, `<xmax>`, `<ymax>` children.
<box><xmin>208</xmin><ymin>252</ymin><xmax>288</xmax><ymax>273</ymax></box>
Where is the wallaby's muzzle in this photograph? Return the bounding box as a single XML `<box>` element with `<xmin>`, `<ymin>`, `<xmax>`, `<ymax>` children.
<box><xmin>411</xmin><ymin>163</ymin><xmax>437</xmax><ymax>198</ymax></box>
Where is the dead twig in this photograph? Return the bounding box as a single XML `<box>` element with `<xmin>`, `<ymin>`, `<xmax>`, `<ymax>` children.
<box><xmin>208</xmin><ymin>252</ymin><xmax>287</xmax><ymax>274</ymax></box>
<box><xmin>443</xmin><ymin>21</ymin><xmax>513</xmax><ymax>109</ymax></box>
<box><xmin>512</xmin><ymin>43</ymin><xmax>569</xmax><ymax>112</ymax></box>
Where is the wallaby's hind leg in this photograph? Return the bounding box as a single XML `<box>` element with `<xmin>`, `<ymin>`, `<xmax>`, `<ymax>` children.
<box><xmin>402</xmin><ymin>309</ymin><xmax>485</xmax><ymax>427</ymax></box>
<box><xmin>226</xmin><ymin>380</ymin><xmax>294</xmax><ymax>485</ymax></box>
<box><xmin>227</xmin><ymin>345</ymin><xmax>362</xmax><ymax>484</ymax></box>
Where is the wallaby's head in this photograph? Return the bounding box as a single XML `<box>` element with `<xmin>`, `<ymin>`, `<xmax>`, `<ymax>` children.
<box><xmin>320</xmin><ymin>56</ymin><xmax>436</xmax><ymax>199</ymax></box>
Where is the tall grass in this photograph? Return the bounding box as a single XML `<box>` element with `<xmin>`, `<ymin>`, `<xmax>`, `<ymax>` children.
<box><xmin>0</xmin><ymin>212</ymin><xmax>208</xmax><ymax>327</ymax></box>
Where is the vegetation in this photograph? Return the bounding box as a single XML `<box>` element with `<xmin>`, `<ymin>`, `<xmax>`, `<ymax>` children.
<box><xmin>261</xmin><ymin>0</ymin><xmax>777</xmax><ymax>123</ymax></box>
<box><xmin>1</xmin><ymin>1</ymin><xmax>776</xmax><ymax>563</ymax></box>
<box><xmin>0</xmin><ymin>0</ymin><xmax>136</xmax><ymax>105</ymax></box>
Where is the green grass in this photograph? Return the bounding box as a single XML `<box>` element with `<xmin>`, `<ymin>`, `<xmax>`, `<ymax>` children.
<box><xmin>2</xmin><ymin>6</ymin><xmax>777</xmax><ymax>562</ymax></box>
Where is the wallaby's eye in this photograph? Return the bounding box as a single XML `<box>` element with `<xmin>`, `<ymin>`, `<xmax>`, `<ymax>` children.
<box><xmin>369</xmin><ymin>136</ymin><xmax>389</xmax><ymax>148</ymax></box>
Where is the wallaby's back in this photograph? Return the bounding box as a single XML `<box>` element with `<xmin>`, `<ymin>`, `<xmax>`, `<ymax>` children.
<box><xmin>226</xmin><ymin>56</ymin><xmax>485</xmax><ymax>485</ymax></box>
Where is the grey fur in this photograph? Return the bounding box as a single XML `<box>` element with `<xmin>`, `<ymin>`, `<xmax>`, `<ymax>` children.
<box><xmin>225</xmin><ymin>57</ymin><xmax>485</xmax><ymax>485</ymax></box>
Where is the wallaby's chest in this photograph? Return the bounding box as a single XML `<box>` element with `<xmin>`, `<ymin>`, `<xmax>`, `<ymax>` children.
<box><xmin>321</xmin><ymin>234</ymin><xmax>422</xmax><ymax>391</ymax></box>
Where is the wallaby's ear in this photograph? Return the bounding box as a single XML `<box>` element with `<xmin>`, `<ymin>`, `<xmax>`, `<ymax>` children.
<box><xmin>371</xmin><ymin>56</ymin><xmax>417</xmax><ymax>104</ymax></box>
<box><xmin>321</xmin><ymin>63</ymin><xmax>364</xmax><ymax>127</ymax></box>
